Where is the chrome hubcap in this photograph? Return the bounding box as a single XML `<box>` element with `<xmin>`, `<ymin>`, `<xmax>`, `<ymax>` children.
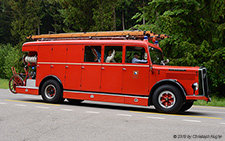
<box><xmin>45</xmin><ymin>84</ymin><xmax>56</xmax><ymax>99</ymax></box>
<box><xmin>158</xmin><ymin>91</ymin><xmax>176</xmax><ymax>109</ymax></box>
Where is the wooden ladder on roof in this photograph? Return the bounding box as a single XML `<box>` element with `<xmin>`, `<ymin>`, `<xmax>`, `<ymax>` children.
<box><xmin>26</xmin><ymin>30</ymin><xmax>169</xmax><ymax>41</ymax></box>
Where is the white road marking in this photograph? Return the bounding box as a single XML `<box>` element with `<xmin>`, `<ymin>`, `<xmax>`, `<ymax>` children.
<box><xmin>146</xmin><ymin>116</ymin><xmax>165</xmax><ymax>119</ymax></box>
<box><xmin>191</xmin><ymin>109</ymin><xmax>225</xmax><ymax>114</ymax></box>
<box><xmin>182</xmin><ymin>119</ymin><xmax>201</xmax><ymax>123</ymax></box>
<box><xmin>61</xmin><ymin>109</ymin><xmax>73</xmax><ymax>112</ymax></box>
<box><xmin>117</xmin><ymin>114</ymin><xmax>132</xmax><ymax>117</ymax></box>
<box><xmin>35</xmin><ymin>106</ymin><xmax>50</xmax><ymax>109</ymax></box>
<box><xmin>0</xmin><ymin>102</ymin><xmax>6</xmax><ymax>104</ymax></box>
<box><xmin>85</xmin><ymin>111</ymin><xmax>99</xmax><ymax>114</ymax></box>
<box><xmin>220</xmin><ymin>123</ymin><xmax>225</xmax><ymax>125</ymax></box>
<box><xmin>15</xmin><ymin>104</ymin><xmax>27</xmax><ymax>107</ymax></box>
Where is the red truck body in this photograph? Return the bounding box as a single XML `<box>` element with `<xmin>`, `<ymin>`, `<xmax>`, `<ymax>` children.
<box><xmin>12</xmin><ymin>39</ymin><xmax>210</xmax><ymax>113</ymax></box>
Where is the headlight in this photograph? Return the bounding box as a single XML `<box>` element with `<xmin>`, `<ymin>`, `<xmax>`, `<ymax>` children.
<box><xmin>192</xmin><ymin>82</ymin><xmax>199</xmax><ymax>91</ymax></box>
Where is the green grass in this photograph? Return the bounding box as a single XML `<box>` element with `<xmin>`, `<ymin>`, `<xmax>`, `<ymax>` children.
<box><xmin>194</xmin><ymin>96</ymin><xmax>225</xmax><ymax>107</ymax></box>
<box><xmin>0</xmin><ymin>78</ymin><xmax>9</xmax><ymax>89</ymax></box>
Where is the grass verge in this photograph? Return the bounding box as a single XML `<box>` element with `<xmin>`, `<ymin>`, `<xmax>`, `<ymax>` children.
<box><xmin>0</xmin><ymin>78</ymin><xmax>8</xmax><ymax>89</ymax></box>
<box><xmin>194</xmin><ymin>96</ymin><xmax>225</xmax><ymax>107</ymax></box>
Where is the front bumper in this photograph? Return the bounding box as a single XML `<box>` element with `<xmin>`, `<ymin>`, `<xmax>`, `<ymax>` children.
<box><xmin>186</xmin><ymin>96</ymin><xmax>211</xmax><ymax>102</ymax></box>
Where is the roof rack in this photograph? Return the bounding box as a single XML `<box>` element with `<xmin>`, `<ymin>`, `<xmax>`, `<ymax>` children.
<box><xmin>26</xmin><ymin>30</ymin><xmax>169</xmax><ymax>41</ymax></box>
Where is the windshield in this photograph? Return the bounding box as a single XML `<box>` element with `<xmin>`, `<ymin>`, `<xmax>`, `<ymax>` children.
<box><xmin>149</xmin><ymin>46</ymin><xmax>164</xmax><ymax>65</ymax></box>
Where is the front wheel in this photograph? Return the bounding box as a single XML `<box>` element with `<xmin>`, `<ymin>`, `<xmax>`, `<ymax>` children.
<box><xmin>179</xmin><ymin>101</ymin><xmax>194</xmax><ymax>112</ymax></box>
<box><xmin>153</xmin><ymin>85</ymin><xmax>184</xmax><ymax>113</ymax></box>
<box><xmin>41</xmin><ymin>79</ymin><xmax>64</xmax><ymax>103</ymax></box>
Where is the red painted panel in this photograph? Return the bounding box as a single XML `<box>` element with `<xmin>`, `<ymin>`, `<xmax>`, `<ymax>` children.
<box><xmin>38</xmin><ymin>45</ymin><xmax>52</xmax><ymax>62</ymax></box>
<box><xmin>16</xmin><ymin>87</ymin><xmax>39</xmax><ymax>95</ymax></box>
<box><xmin>63</xmin><ymin>91</ymin><xmax>124</xmax><ymax>103</ymax></box>
<box><xmin>101</xmin><ymin>64</ymin><xmax>123</xmax><ymax>93</ymax></box>
<box><xmin>36</xmin><ymin>64</ymin><xmax>51</xmax><ymax>86</ymax></box>
<box><xmin>65</xmin><ymin>45</ymin><xmax>83</xmax><ymax>90</ymax></box>
<box><xmin>122</xmin><ymin>65</ymin><xmax>150</xmax><ymax>95</ymax></box>
<box><xmin>36</xmin><ymin>45</ymin><xmax>52</xmax><ymax>86</ymax></box>
<box><xmin>186</xmin><ymin>96</ymin><xmax>210</xmax><ymax>101</ymax></box>
<box><xmin>81</xmin><ymin>64</ymin><xmax>101</xmax><ymax>91</ymax></box>
<box><xmin>124</xmin><ymin>97</ymin><xmax>148</xmax><ymax>106</ymax></box>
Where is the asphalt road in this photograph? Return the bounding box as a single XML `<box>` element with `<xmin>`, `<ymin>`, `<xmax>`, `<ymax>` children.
<box><xmin>0</xmin><ymin>89</ymin><xmax>224</xmax><ymax>141</ymax></box>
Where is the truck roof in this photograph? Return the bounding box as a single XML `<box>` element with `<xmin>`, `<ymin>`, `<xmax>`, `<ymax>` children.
<box><xmin>22</xmin><ymin>40</ymin><xmax>162</xmax><ymax>52</ymax></box>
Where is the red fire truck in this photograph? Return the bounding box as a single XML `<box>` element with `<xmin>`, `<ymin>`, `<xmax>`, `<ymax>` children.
<box><xmin>9</xmin><ymin>31</ymin><xmax>210</xmax><ymax>113</ymax></box>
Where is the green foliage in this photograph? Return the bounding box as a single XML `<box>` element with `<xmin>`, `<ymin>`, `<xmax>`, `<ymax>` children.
<box><xmin>135</xmin><ymin>0</ymin><xmax>225</xmax><ymax>96</ymax></box>
<box><xmin>194</xmin><ymin>96</ymin><xmax>225</xmax><ymax>107</ymax></box>
<box><xmin>0</xmin><ymin>0</ymin><xmax>12</xmax><ymax>44</ymax></box>
<box><xmin>92</xmin><ymin>0</ymin><xmax>115</xmax><ymax>31</ymax></box>
<box><xmin>9</xmin><ymin>0</ymin><xmax>44</xmax><ymax>43</ymax></box>
<box><xmin>0</xmin><ymin>44</ymin><xmax>22</xmax><ymax>79</ymax></box>
<box><xmin>59</xmin><ymin>0</ymin><xmax>97</xmax><ymax>32</ymax></box>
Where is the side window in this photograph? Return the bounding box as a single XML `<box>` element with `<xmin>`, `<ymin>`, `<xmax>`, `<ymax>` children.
<box><xmin>84</xmin><ymin>46</ymin><xmax>101</xmax><ymax>62</ymax></box>
<box><xmin>104</xmin><ymin>46</ymin><xmax>122</xmax><ymax>63</ymax></box>
<box><xmin>125</xmin><ymin>46</ymin><xmax>148</xmax><ymax>63</ymax></box>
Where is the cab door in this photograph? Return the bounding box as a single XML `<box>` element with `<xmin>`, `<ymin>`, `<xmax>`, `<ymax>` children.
<box><xmin>100</xmin><ymin>46</ymin><xmax>123</xmax><ymax>93</ymax></box>
<box><xmin>122</xmin><ymin>46</ymin><xmax>150</xmax><ymax>95</ymax></box>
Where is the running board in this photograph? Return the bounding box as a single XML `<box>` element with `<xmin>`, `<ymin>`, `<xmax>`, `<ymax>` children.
<box><xmin>64</xmin><ymin>90</ymin><xmax>149</xmax><ymax>106</ymax></box>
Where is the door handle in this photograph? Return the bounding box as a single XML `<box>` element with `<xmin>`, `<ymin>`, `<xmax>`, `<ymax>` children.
<box><xmin>65</xmin><ymin>66</ymin><xmax>68</xmax><ymax>68</ymax></box>
<box><xmin>101</xmin><ymin>67</ymin><xmax>105</xmax><ymax>70</ymax></box>
<box><xmin>123</xmin><ymin>68</ymin><xmax>126</xmax><ymax>71</ymax></box>
<box><xmin>81</xmin><ymin>66</ymin><xmax>85</xmax><ymax>69</ymax></box>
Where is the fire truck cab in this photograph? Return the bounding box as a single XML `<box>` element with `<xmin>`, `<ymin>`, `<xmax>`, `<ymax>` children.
<box><xmin>10</xmin><ymin>31</ymin><xmax>211</xmax><ymax>113</ymax></box>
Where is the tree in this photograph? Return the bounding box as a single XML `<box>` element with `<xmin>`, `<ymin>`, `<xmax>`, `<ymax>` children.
<box><xmin>9</xmin><ymin>0</ymin><xmax>44</xmax><ymax>43</ymax></box>
<box><xmin>92</xmin><ymin>0</ymin><xmax>117</xmax><ymax>31</ymax></box>
<box><xmin>41</xmin><ymin>0</ymin><xmax>64</xmax><ymax>34</ymax></box>
<box><xmin>133</xmin><ymin>0</ymin><xmax>225</xmax><ymax>96</ymax></box>
<box><xmin>0</xmin><ymin>0</ymin><xmax>12</xmax><ymax>44</ymax></box>
<box><xmin>59</xmin><ymin>0</ymin><xmax>97</xmax><ymax>32</ymax></box>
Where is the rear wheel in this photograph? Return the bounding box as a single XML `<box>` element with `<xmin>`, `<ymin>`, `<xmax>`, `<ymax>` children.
<box><xmin>179</xmin><ymin>101</ymin><xmax>194</xmax><ymax>112</ymax></box>
<box><xmin>153</xmin><ymin>85</ymin><xmax>184</xmax><ymax>113</ymax></box>
<box><xmin>9</xmin><ymin>75</ymin><xmax>24</xmax><ymax>93</ymax></box>
<box><xmin>41</xmin><ymin>79</ymin><xmax>64</xmax><ymax>103</ymax></box>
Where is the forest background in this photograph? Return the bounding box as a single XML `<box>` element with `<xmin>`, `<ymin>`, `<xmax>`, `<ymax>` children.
<box><xmin>0</xmin><ymin>0</ymin><xmax>224</xmax><ymax>97</ymax></box>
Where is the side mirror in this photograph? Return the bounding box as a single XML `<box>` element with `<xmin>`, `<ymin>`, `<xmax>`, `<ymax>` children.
<box><xmin>162</xmin><ymin>59</ymin><xmax>169</xmax><ymax>65</ymax></box>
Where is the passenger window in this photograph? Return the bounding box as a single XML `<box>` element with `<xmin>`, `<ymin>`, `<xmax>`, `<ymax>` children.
<box><xmin>104</xmin><ymin>46</ymin><xmax>122</xmax><ymax>63</ymax></box>
<box><xmin>125</xmin><ymin>46</ymin><xmax>148</xmax><ymax>63</ymax></box>
<box><xmin>84</xmin><ymin>46</ymin><xmax>101</xmax><ymax>62</ymax></box>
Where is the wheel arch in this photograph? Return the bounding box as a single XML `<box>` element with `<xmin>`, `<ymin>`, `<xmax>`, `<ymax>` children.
<box><xmin>39</xmin><ymin>75</ymin><xmax>63</xmax><ymax>96</ymax></box>
<box><xmin>148</xmin><ymin>79</ymin><xmax>186</xmax><ymax>106</ymax></box>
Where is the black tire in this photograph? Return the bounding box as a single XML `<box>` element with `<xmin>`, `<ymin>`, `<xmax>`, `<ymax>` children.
<box><xmin>152</xmin><ymin>85</ymin><xmax>184</xmax><ymax>113</ymax></box>
<box><xmin>41</xmin><ymin>79</ymin><xmax>64</xmax><ymax>103</ymax></box>
<box><xmin>9</xmin><ymin>74</ymin><xmax>24</xmax><ymax>94</ymax></box>
<box><xmin>179</xmin><ymin>101</ymin><xmax>194</xmax><ymax>112</ymax></box>
<box><xmin>67</xmin><ymin>99</ymin><xmax>84</xmax><ymax>105</ymax></box>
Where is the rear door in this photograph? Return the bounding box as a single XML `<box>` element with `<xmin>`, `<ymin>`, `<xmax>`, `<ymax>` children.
<box><xmin>51</xmin><ymin>45</ymin><xmax>67</xmax><ymax>85</ymax></box>
<box><xmin>81</xmin><ymin>46</ymin><xmax>102</xmax><ymax>91</ymax></box>
<box><xmin>65</xmin><ymin>44</ymin><xmax>83</xmax><ymax>90</ymax></box>
<box><xmin>101</xmin><ymin>46</ymin><xmax>123</xmax><ymax>93</ymax></box>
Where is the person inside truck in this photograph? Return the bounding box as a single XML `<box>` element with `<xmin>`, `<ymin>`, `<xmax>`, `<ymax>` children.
<box><xmin>105</xmin><ymin>49</ymin><xmax>116</xmax><ymax>63</ymax></box>
<box><xmin>132</xmin><ymin>53</ymin><xmax>148</xmax><ymax>63</ymax></box>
